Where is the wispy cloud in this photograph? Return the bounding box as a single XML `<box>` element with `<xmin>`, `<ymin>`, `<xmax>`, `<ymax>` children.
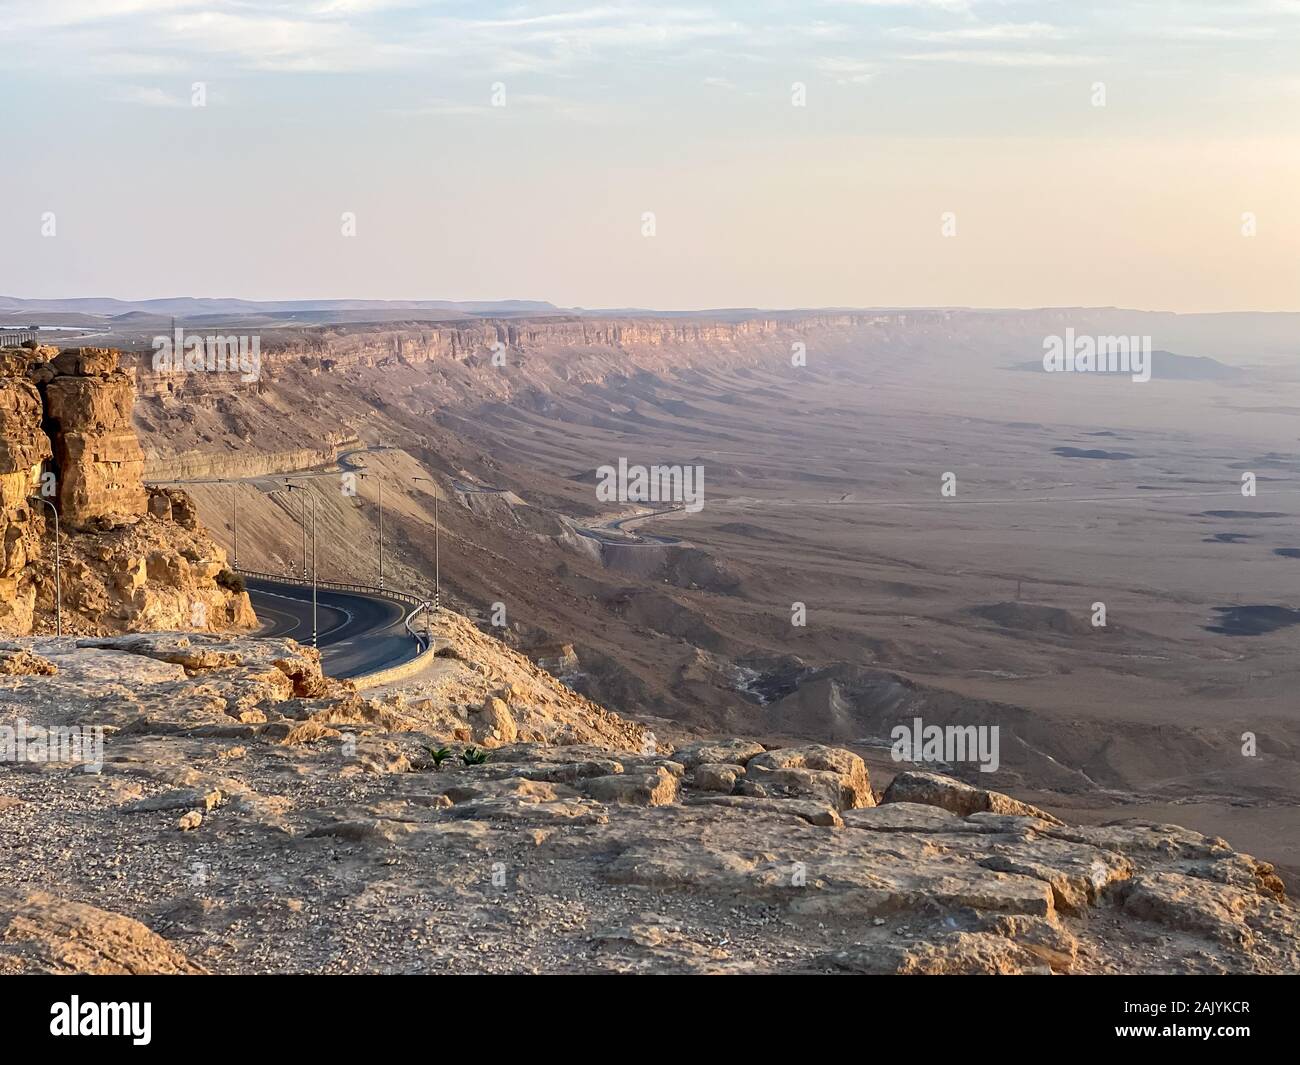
<box><xmin>110</xmin><ymin>84</ymin><xmax>190</xmax><ymax>107</ymax></box>
<box><xmin>889</xmin><ymin>22</ymin><xmax>1070</xmax><ymax>43</ymax></box>
<box><xmin>817</xmin><ymin>57</ymin><xmax>878</xmax><ymax>84</ymax></box>
<box><xmin>901</xmin><ymin>49</ymin><xmax>1098</xmax><ymax>67</ymax></box>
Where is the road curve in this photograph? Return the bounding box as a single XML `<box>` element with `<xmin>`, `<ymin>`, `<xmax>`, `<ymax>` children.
<box><xmin>574</xmin><ymin>504</ymin><xmax>686</xmax><ymax>546</ymax></box>
<box><xmin>244</xmin><ymin>576</ymin><xmax>422</xmax><ymax>680</ymax></box>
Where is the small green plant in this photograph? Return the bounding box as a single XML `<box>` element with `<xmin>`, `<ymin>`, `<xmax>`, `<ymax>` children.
<box><xmin>460</xmin><ymin>747</ymin><xmax>489</xmax><ymax>766</ymax></box>
<box><xmin>425</xmin><ymin>746</ymin><xmax>451</xmax><ymax>770</ymax></box>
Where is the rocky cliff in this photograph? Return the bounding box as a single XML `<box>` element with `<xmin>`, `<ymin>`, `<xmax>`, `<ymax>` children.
<box><xmin>0</xmin><ymin>622</ymin><xmax>1294</xmax><ymax>974</ymax></box>
<box><xmin>34</xmin><ymin>348</ymin><xmax>148</xmax><ymax>528</ymax></box>
<box><xmin>0</xmin><ymin>344</ymin><xmax>254</xmax><ymax>636</ymax></box>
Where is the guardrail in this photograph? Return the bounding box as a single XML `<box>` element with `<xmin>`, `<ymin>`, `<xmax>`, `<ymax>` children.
<box><xmin>236</xmin><ymin>567</ymin><xmax>432</xmax><ymax>652</ymax></box>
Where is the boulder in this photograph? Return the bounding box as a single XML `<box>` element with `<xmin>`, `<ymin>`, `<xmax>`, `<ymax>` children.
<box><xmin>672</xmin><ymin>737</ymin><xmax>765</xmax><ymax>769</ymax></box>
<box><xmin>472</xmin><ymin>695</ymin><xmax>518</xmax><ymax>745</ymax></box>
<box><xmin>584</xmin><ymin>766</ymin><xmax>679</xmax><ymax>806</ymax></box>
<box><xmin>694</xmin><ymin>762</ymin><xmax>742</xmax><ymax>793</ymax></box>
<box><xmin>882</xmin><ymin>771</ymin><xmax>1062</xmax><ymax>824</ymax></box>
<box><xmin>746</xmin><ymin>744</ymin><xmax>874</xmax><ymax>809</ymax></box>
<box><xmin>0</xmin><ymin>648</ymin><xmax>57</xmax><ymax>675</ymax></box>
<box><xmin>0</xmin><ymin>889</ymin><xmax>206</xmax><ymax>975</ymax></box>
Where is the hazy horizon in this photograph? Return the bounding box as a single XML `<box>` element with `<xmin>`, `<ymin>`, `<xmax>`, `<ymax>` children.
<box><xmin>5</xmin><ymin>295</ymin><xmax>1300</xmax><ymax>319</ymax></box>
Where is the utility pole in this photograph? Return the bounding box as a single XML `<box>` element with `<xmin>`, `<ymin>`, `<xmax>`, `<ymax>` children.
<box><xmin>29</xmin><ymin>496</ymin><xmax>61</xmax><ymax>636</ymax></box>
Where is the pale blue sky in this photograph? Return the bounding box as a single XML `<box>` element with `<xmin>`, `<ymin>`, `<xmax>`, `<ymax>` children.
<box><xmin>3</xmin><ymin>1</ymin><xmax>1298</xmax><ymax>310</ymax></box>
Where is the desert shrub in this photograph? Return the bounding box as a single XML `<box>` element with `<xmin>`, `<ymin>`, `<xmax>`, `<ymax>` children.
<box><xmin>216</xmin><ymin>569</ymin><xmax>245</xmax><ymax>593</ymax></box>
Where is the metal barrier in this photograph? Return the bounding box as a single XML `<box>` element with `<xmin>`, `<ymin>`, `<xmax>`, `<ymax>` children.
<box><xmin>236</xmin><ymin>567</ymin><xmax>432</xmax><ymax>652</ymax></box>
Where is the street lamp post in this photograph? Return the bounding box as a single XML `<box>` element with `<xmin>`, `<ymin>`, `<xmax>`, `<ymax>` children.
<box><xmin>312</xmin><ymin>495</ymin><xmax>317</xmax><ymax>646</ymax></box>
<box><xmin>285</xmin><ymin>478</ymin><xmax>306</xmax><ymax>579</ymax></box>
<box><xmin>285</xmin><ymin>481</ymin><xmax>318</xmax><ymax>646</ymax></box>
<box><xmin>28</xmin><ymin>495</ymin><xmax>61</xmax><ymax>637</ymax></box>
<box><xmin>357</xmin><ymin>470</ymin><xmax>385</xmax><ymax>591</ymax></box>
<box><xmin>230</xmin><ymin>482</ymin><xmax>239</xmax><ymax>570</ymax></box>
<box><xmin>411</xmin><ymin>477</ymin><xmax>440</xmax><ymax>611</ymax></box>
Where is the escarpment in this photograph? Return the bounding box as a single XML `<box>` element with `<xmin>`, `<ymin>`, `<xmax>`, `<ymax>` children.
<box><xmin>0</xmin><ymin>343</ymin><xmax>254</xmax><ymax>637</ymax></box>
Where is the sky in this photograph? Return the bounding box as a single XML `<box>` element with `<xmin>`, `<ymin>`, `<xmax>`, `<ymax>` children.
<box><xmin>2</xmin><ymin>0</ymin><xmax>1298</xmax><ymax>312</ymax></box>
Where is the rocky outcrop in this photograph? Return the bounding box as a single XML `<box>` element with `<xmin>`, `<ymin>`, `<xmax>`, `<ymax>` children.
<box><xmin>882</xmin><ymin>770</ymin><xmax>1063</xmax><ymax>825</ymax></box>
<box><xmin>0</xmin><ymin>890</ymin><xmax>206</xmax><ymax>975</ymax></box>
<box><xmin>1</xmin><ymin>632</ymin><xmax>1294</xmax><ymax>974</ymax></box>
<box><xmin>390</xmin><ymin>609</ymin><xmax>650</xmax><ymax>752</ymax></box>
<box><xmin>743</xmin><ymin>744</ymin><xmax>875</xmax><ymax>810</ymax></box>
<box><xmin>34</xmin><ymin>348</ymin><xmax>146</xmax><ymax>529</ymax></box>
<box><xmin>0</xmin><ymin>344</ymin><xmax>254</xmax><ymax>637</ymax></box>
<box><xmin>0</xmin><ymin>348</ymin><xmax>53</xmax><ymax>633</ymax></box>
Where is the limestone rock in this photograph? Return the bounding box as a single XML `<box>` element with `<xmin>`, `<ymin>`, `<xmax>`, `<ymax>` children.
<box><xmin>0</xmin><ymin>890</ymin><xmax>206</xmax><ymax>975</ymax></box>
<box><xmin>0</xmin><ymin>345</ymin><xmax>255</xmax><ymax>637</ymax></box>
<box><xmin>746</xmin><ymin>744</ymin><xmax>874</xmax><ymax>810</ymax></box>
<box><xmin>585</xmin><ymin>766</ymin><xmax>679</xmax><ymax>806</ymax></box>
<box><xmin>694</xmin><ymin>762</ymin><xmax>742</xmax><ymax>792</ymax></box>
<box><xmin>672</xmin><ymin>737</ymin><xmax>765</xmax><ymax>769</ymax></box>
<box><xmin>472</xmin><ymin>695</ymin><xmax>518</xmax><ymax>745</ymax></box>
<box><xmin>42</xmin><ymin>357</ymin><xmax>147</xmax><ymax>529</ymax></box>
<box><xmin>882</xmin><ymin>770</ymin><xmax>1062</xmax><ymax>824</ymax></box>
<box><xmin>0</xmin><ymin>647</ymin><xmax>57</xmax><ymax>675</ymax></box>
<box><xmin>824</xmin><ymin>931</ymin><xmax>1046</xmax><ymax>975</ymax></box>
<box><xmin>686</xmin><ymin>793</ymin><xmax>844</xmax><ymax>827</ymax></box>
<box><xmin>123</xmin><ymin>787</ymin><xmax>223</xmax><ymax>814</ymax></box>
<box><xmin>842</xmin><ymin>802</ymin><xmax>962</xmax><ymax>833</ymax></box>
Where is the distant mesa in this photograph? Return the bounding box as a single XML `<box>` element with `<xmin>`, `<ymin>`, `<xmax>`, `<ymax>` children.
<box><xmin>1011</xmin><ymin>349</ymin><xmax>1242</xmax><ymax>381</ymax></box>
<box><xmin>1052</xmin><ymin>446</ymin><xmax>1134</xmax><ymax>460</ymax></box>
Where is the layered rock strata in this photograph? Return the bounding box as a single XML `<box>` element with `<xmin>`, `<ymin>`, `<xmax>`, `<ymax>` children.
<box><xmin>0</xmin><ymin>345</ymin><xmax>253</xmax><ymax>636</ymax></box>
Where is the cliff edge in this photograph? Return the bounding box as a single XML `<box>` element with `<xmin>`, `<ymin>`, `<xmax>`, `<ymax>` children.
<box><xmin>0</xmin><ymin>345</ymin><xmax>254</xmax><ymax>636</ymax></box>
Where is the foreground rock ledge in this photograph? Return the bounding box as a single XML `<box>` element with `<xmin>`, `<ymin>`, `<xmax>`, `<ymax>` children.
<box><xmin>0</xmin><ymin>634</ymin><xmax>1295</xmax><ymax>975</ymax></box>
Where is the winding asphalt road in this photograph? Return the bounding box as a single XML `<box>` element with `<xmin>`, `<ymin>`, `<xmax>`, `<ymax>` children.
<box><xmin>244</xmin><ymin>576</ymin><xmax>422</xmax><ymax>680</ymax></box>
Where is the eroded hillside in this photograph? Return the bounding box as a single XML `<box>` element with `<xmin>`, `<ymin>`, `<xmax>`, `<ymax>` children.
<box><xmin>121</xmin><ymin>314</ymin><xmax>1300</xmax><ymax>890</ymax></box>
